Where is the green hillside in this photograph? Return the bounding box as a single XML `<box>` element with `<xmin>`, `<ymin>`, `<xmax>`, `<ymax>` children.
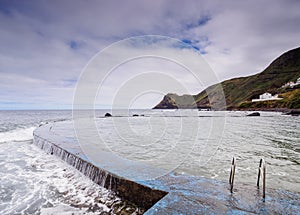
<box><xmin>154</xmin><ymin>47</ymin><xmax>300</xmax><ymax>110</ymax></box>
<box><xmin>239</xmin><ymin>89</ymin><xmax>300</xmax><ymax>109</ymax></box>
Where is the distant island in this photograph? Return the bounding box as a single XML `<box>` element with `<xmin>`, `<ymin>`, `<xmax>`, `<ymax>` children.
<box><xmin>153</xmin><ymin>47</ymin><xmax>300</xmax><ymax>111</ymax></box>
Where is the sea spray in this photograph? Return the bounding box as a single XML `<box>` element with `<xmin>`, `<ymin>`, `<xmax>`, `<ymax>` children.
<box><xmin>34</xmin><ymin>137</ymin><xmax>112</xmax><ymax>188</ymax></box>
<box><xmin>0</xmin><ymin>127</ymin><xmax>36</xmax><ymax>143</ymax></box>
<box><xmin>33</xmin><ymin>134</ymin><xmax>144</xmax><ymax>214</ymax></box>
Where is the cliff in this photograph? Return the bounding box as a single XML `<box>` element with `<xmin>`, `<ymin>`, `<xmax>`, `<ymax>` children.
<box><xmin>153</xmin><ymin>47</ymin><xmax>300</xmax><ymax>110</ymax></box>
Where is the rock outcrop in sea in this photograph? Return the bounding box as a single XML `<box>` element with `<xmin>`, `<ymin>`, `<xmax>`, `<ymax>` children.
<box><xmin>246</xmin><ymin>112</ymin><xmax>260</xmax><ymax>116</ymax></box>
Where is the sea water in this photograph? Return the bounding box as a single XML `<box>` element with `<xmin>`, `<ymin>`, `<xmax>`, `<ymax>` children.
<box><xmin>0</xmin><ymin>110</ymin><xmax>299</xmax><ymax>214</ymax></box>
<box><xmin>0</xmin><ymin>110</ymin><xmax>141</xmax><ymax>215</ymax></box>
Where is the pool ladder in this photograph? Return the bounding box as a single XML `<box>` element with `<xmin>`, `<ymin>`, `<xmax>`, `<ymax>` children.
<box><xmin>229</xmin><ymin>157</ymin><xmax>266</xmax><ymax>199</ymax></box>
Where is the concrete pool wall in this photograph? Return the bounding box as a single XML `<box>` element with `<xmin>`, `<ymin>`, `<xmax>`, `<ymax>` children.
<box><xmin>33</xmin><ymin>121</ymin><xmax>300</xmax><ymax>214</ymax></box>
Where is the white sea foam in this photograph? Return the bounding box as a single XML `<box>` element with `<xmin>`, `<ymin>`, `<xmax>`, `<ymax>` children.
<box><xmin>0</xmin><ymin>127</ymin><xmax>36</xmax><ymax>143</ymax></box>
<box><xmin>40</xmin><ymin>204</ymin><xmax>98</xmax><ymax>215</ymax></box>
<box><xmin>0</xmin><ymin>140</ymin><xmax>142</xmax><ymax>215</ymax></box>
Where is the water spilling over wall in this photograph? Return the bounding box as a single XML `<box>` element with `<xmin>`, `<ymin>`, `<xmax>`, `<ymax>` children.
<box><xmin>33</xmin><ymin>134</ymin><xmax>167</xmax><ymax>211</ymax></box>
<box><xmin>33</xmin><ymin>121</ymin><xmax>300</xmax><ymax>214</ymax></box>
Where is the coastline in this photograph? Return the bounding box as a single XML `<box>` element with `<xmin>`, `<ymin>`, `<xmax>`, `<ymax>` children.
<box><xmin>228</xmin><ymin>107</ymin><xmax>300</xmax><ymax>113</ymax></box>
<box><xmin>153</xmin><ymin>107</ymin><xmax>300</xmax><ymax>113</ymax></box>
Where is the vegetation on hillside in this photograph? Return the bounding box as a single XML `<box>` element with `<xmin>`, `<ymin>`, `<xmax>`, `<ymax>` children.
<box><xmin>239</xmin><ymin>89</ymin><xmax>300</xmax><ymax>109</ymax></box>
<box><xmin>154</xmin><ymin>47</ymin><xmax>300</xmax><ymax>110</ymax></box>
<box><xmin>194</xmin><ymin>47</ymin><xmax>300</xmax><ymax>109</ymax></box>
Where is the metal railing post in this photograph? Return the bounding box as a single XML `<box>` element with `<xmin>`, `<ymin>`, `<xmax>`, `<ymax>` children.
<box><xmin>229</xmin><ymin>157</ymin><xmax>236</xmax><ymax>193</ymax></box>
<box><xmin>263</xmin><ymin>161</ymin><xmax>266</xmax><ymax>198</ymax></box>
<box><xmin>257</xmin><ymin>158</ymin><xmax>266</xmax><ymax>199</ymax></box>
<box><xmin>257</xmin><ymin>159</ymin><xmax>262</xmax><ymax>187</ymax></box>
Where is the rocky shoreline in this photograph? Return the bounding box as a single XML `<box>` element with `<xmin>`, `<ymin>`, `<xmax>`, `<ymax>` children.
<box><xmin>229</xmin><ymin>107</ymin><xmax>300</xmax><ymax>114</ymax></box>
<box><xmin>154</xmin><ymin>106</ymin><xmax>300</xmax><ymax>114</ymax></box>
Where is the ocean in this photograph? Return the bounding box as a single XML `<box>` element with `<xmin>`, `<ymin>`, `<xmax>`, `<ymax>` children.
<box><xmin>0</xmin><ymin>110</ymin><xmax>142</xmax><ymax>215</ymax></box>
<box><xmin>0</xmin><ymin>110</ymin><xmax>299</xmax><ymax>214</ymax></box>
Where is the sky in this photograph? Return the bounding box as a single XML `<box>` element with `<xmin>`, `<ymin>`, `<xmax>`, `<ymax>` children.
<box><xmin>0</xmin><ymin>0</ymin><xmax>299</xmax><ymax>110</ymax></box>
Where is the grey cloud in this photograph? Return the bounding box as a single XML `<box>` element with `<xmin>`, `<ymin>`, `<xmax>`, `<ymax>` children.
<box><xmin>0</xmin><ymin>0</ymin><xmax>299</xmax><ymax>109</ymax></box>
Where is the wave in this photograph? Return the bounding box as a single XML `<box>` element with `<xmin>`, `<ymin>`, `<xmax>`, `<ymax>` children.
<box><xmin>0</xmin><ymin>126</ymin><xmax>36</xmax><ymax>143</ymax></box>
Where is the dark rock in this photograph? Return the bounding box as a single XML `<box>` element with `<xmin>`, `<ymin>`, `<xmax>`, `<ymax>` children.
<box><xmin>283</xmin><ymin>110</ymin><xmax>300</xmax><ymax>116</ymax></box>
<box><xmin>153</xmin><ymin>93</ymin><xmax>196</xmax><ymax>109</ymax></box>
<box><xmin>153</xmin><ymin>94</ymin><xmax>178</xmax><ymax>109</ymax></box>
<box><xmin>246</xmin><ymin>112</ymin><xmax>260</xmax><ymax>116</ymax></box>
<box><xmin>105</xmin><ymin>113</ymin><xmax>112</xmax><ymax>117</ymax></box>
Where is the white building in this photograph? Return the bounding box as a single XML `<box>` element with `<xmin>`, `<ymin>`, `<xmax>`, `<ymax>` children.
<box><xmin>259</xmin><ymin>92</ymin><xmax>272</xmax><ymax>100</ymax></box>
<box><xmin>281</xmin><ymin>77</ymin><xmax>300</xmax><ymax>88</ymax></box>
<box><xmin>252</xmin><ymin>92</ymin><xmax>283</xmax><ymax>102</ymax></box>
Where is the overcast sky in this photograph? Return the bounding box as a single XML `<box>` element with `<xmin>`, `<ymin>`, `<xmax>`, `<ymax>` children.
<box><xmin>0</xmin><ymin>0</ymin><xmax>299</xmax><ymax>109</ymax></box>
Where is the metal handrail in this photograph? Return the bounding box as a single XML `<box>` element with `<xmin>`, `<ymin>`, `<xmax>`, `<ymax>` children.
<box><xmin>229</xmin><ymin>157</ymin><xmax>236</xmax><ymax>193</ymax></box>
<box><xmin>257</xmin><ymin>158</ymin><xmax>266</xmax><ymax>198</ymax></box>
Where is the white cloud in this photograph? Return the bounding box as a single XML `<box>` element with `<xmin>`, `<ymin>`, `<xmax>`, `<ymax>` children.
<box><xmin>0</xmin><ymin>0</ymin><xmax>299</xmax><ymax>109</ymax></box>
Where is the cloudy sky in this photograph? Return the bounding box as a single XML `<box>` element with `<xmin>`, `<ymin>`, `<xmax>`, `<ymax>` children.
<box><xmin>0</xmin><ymin>0</ymin><xmax>299</xmax><ymax>109</ymax></box>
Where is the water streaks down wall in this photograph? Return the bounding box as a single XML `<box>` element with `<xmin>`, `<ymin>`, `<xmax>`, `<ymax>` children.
<box><xmin>33</xmin><ymin>121</ymin><xmax>300</xmax><ymax>214</ymax></box>
<box><xmin>33</xmin><ymin>134</ymin><xmax>167</xmax><ymax>211</ymax></box>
